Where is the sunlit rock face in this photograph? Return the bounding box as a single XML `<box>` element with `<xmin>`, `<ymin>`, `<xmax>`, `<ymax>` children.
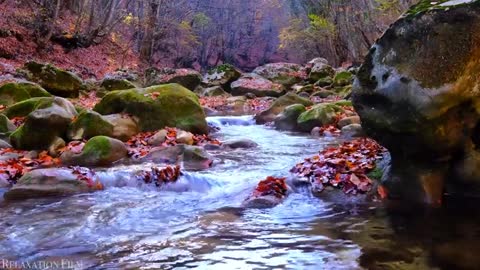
<box><xmin>352</xmin><ymin>1</ymin><xmax>480</xmax><ymax>202</ymax></box>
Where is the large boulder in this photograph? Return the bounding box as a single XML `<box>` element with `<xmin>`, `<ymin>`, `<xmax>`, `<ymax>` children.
<box><xmin>3</xmin><ymin>97</ymin><xmax>56</xmax><ymax>118</ymax></box>
<box><xmin>100</xmin><ymin>69</ymin><xmax>140</xmax><ymax>91</ymax></box>
<box><xmin>23</xmin><ymin>61</ymin><xmax>83</xmax><ymax>97</ymax></box>
<box><xmin>203</xmin><ymin>64</ymin><xmax>242</xmax><ymax>90</ymax></box>
<box><xmin>0</xmin><ymin>82</ymin><xmax>51</xmax><ymax>106</ymax></box>
<box><xmin>4</xmin><ymin>168</ymin><xmax>97</xmax><ymax>200</ymax></box>
<box><xmin>274</xmin><ymin>104</ymin><xmax>307</xmax><ymax>131</ymax></box>
<box><xmin>231</xmin><ymin>73</ymin><xmax>286</xmax><ymax>97</ymax></box>
<box><xmin>144</xmin><ymin>68</ymin><xmax>202</xmax><ymax>91</ymax></box>
<box><xmin>307</xmin><ymin>58</ymin><xmax>335</xmax><ymax>83</ymax></box>
<box><xmin>297</xmin><ymin>102</ymin><xmax>345</xmax><ymax>132</ymax></box>
<box><xmin>201</xmin><ymin>86</ymin><xmax>230</xmax><ymax>97</ymax></box>
<box><xmin>252</xmin><ymin>62</ymin><xmax>306</xmax><ymax>87</ymax></box>
<box><xmin>352</xmin><ymin>1</ymin><xmax>480</xmax><ymax>202</ymax></box>
<box><xmin>93</xmin><ymin>83</ymin><xmax>208</xmax><ymax>134</ymax></box>
<box><xmin>10</xmin><ymin>97</ymin><xmax>77</xmax><ymax>150</ymax></box>
<box><xmin>60</xmin><ymin>136</ymin><xmax>128</xmax><ymax>166</ymax></box>
<box><xmin>67</xmin><ymin>110</ymin><xmax>114</xmax><ymax>140</ymax></box>
<box><xmin>255</xmin><ymin>92</ymin><xmax>313</xmax><ymax>124</ymax></box>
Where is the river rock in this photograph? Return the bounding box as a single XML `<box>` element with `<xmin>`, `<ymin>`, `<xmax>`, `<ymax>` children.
<box><xmin>93</xmin><ymin>83</ymin><xmax>208</xmax><ymax>134</ymax></box>
<box><xmin>333</xmin><ymin>70</ymin><xmax>354</xmax><ymax>87</ymax></box>
<box><xmin>4</xmin><ymin>168</ymin><xmax>95</xmax><ymax>200</ymax></box>
<box><xmin>252</xmin><ymin>62</ymin><xmax>306</xmax><ymax>87</ymax></box>
<box><xmin>222</xmin><ymin>139</ymin><xmax>258</xmax><ymax>149</ymax></box>
<box><xmin>202</xmin><ymin>64</ymin><xmax>242</xmax><ymax>90</ymax></box>
<box><xmin>308</xmin><ymin>59</ymin><xmax>335</xmax><ymax>83</ymax></box>
<box><xmin>143</xmin><ymin>144</ymin><xmax>212</xmax><ymax>170</ymax></box>
<box><xmin>341</xmin><ymin>124</ymin><xmax>365</xmax><ymax>137</ymax></box>
<box><xmin>0</xmin><ymin>139</ymin><xmax>11</xmax><ymax>149</ymax></box>
<box><xmin>231</xmin><ymin>73</ymin><xmax>286</xmax><ymax>97</ymax></box>
<box><xmin>202</xmin><ymin>86</ymin><xmax>229</xmax><ymax>97</ymax></box>
<box><xmin>0</xmin><ymin>114</ymin><xmax>15</xmax><ymax>133</ymax></box>
<box><xmin>100</xmin><ymin>70</ymin><xmax>139</xmax><ymax>91</ymax></box>
<box><xmin>148</xmin><ymin>129</ymin><xmax>168</xmax><ymax>146</ymax></box>
<box><xmin>176</xmin><ymin>130</ymin><xmax>194</xmax><ymax>145</ymax></box>
<box><xmin>61</xmin><ymin>136</ymin><xmax>128</xmax><ymax>166</ymax></box>
<box><xmin>338</xmin><ymin>115</ymin><xmax>361</xmax><ymax>128</ymax></box>
<box><xmin>352</xmin><ymin>1</ymin><xmax>480</xmax><ymax>201</ymax></box>
<box><xmin>48</xmin><ymin>136</ymin><xmax>66</xmax><ymax>157</ymax></box>
<box><xmin>144</xmin><ymin>67</ymin><xmax>202</xmax><ymax>90</ymax></box>
<box><xmin>0</xmin><ymin>82</ymin><xmax>51</xmax><ymax>106</ymax></box>
<box><xmin>103</xmin><ymin>114</ymin><xmax>139</xmax><ymax>141</ymax></box>
<box><xmin>297</xmin><ymin>102</ymin><xmax>345</xmax><ymax>132</ymax></box>
<box><xmin>67</xmin><ymin>110</ymin><xmax>114</xmax><ymax>140</ymax></box>
<box><xmin>23</xmin><ymin>61</ymin><xmax>84</xmax><ymax>97</ymax></box>
<box><xmin>274</xmin><ymin>104</ymin><xmax>306</xmax><ymax>131</ymax></box>
<box><xmin>255</xmin><ymin>92</ymin><xmax>313</xmax><ymax>124</ymax></box>
<box><xmin>10</xmin><ymin>97</ymin><xmax>77</xmax><ymax>150</ymax></box>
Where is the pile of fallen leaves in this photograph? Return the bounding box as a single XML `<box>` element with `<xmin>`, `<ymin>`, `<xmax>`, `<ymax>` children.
<box><xmin>126</xmin><ymin>127</ymin><xmax>221</xmax><ymax>159</ymax></box>
<box><xmin>0</xmin><ymin>149</ymin><xmax>60</xmax><ymax>184</ymax></box>
<box><xmin>69</xmin><ymin>166</ymin><xmax>103</xmax><ymax>190</ymax></box>
<box><xmin>251</xmin><ymin>176</ymin><xmax>288</xmax><ymax>199</ymax></box>
<box><xmin>136</xmin><ymin>165</ymin><xmax>182</xmax><ymax>186</ymax></box>
<box><xmin>290</xmin><ymin>138</ymin><xmax>386</xmax><ymax>195</ymax></box>
<box><xmin>11</xmin><ymin>116</ymin><xmax>26</xmax><ymax>127</ymax></box>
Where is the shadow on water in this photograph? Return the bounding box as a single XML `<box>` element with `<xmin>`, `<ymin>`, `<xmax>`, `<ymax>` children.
<box><xmin>0</xmin><ymin>116</ymin><xmax>479</xmax><ymax>269</ymax></box>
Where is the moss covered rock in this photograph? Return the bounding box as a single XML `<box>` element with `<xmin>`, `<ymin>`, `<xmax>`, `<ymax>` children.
<box><xmin>61</xmin><ymin>136</ymin><xmax>128</xmax><ymax>166</ymax></box>
<box><xmin>252</xmin><ymin>62</ymin><xmax>306</xmax><ymax>87</ymax></box>
<box><xmin>144</xmin><ymin>67</ymin><xmax>202</xmax><ymax>90</ymax></box>
<box><xmin>93</xmin><ymin>83</ymin><xmax>208</xmax><ymax>134</ymax></box>
<box><xmin>67</xmin><ymin>110</ymin><xmax>114</xmax><ymax>140</ymax></box>
<box><xmin>103</xmin><ymin>114</ymin><xmax>139</xmax><ymax>141</ymax></box>
<box><xmin>333</xmin><ymin>71</ymin><xmax>354</xmax><ymax>87</ymax></box>
<box><xmin>274</xmin><ymin>104</ymin><xmax>306</xmax><ymax>131</ymax></box>
<box><xmin>308</xmin><ymin>61</ymin><xmax>335</xmax><ymax>83</ymax></box>
<box><xmin>255</xmin><ymin>92</ymin><xmax>313</xmax><ymax>124</ymax></box>
<box><xmin>201</xmin><ymin>86</ymin><xmax>230</xmax><ymax>97</ymax></box>
<box><xmin>3</xmin><ymin>97</ymin><xmax>54</xmax><ymax>118</ymax></box>
<box><xmin>203</xmin><ymin>64</ymin><xmax>242</xmax><ymax>90</ymax></box>
<box><xmin>297</xmin><ymin>102</ymin><xmax>345</xmax><ymax>132</ymax></box>
<box><xmin>9</xmin><ymin>97</ymin><xmax>77</xmax><ymax>150</ymax></box>
<box><xmin>4</xmin><ymin>168</ymin><xmax>96</xmax><ymax>200</ymax></box>
<box><xmin>231</xmin><ymin>73</ymin><xmax>286</xmax><ymax>97</ymax></box>
<box><xmin>23</xmin><ymin>61</ymin><xmax>84</xmax><ymax>97</ymax></box>
<box><xmin>0</xmin><ymin>82</ymin><xmax>52</xmax><ymax>106</ymax></box>
<box><xmin>315</xmin><ymin>76</ymin><xmax>333</xmax><ymax>87</ymax></box>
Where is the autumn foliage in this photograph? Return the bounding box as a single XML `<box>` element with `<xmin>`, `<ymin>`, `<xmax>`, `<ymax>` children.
<box><xmin>0</xmin><ymin>149</ymin><xmax>60</xmax><ymax>184</ymax></box>
<box><xmin>290</xmin><ymin>138</ymin><xmax>386</xmax><ymax>195</ymax></box>
<box><xmin>136</xmin><ymin>165</ymin><xmax>182</xmax><ymax>186</ymax></box>
<box><xmin>251</xmin><ymin>176</ymin><xmax>289</xmax><ymax>199</ymax></box>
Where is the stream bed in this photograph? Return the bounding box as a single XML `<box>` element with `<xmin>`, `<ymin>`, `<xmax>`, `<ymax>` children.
<box><xmin>0</xmin><ymin>116</ymin><xmax>479</xmax><ymax>269</ymax></box>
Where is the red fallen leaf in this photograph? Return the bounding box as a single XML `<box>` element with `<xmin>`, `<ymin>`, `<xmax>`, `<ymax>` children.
<box><xmin>377</xmin><ymin>185</ymin><xmax>388</xmax><ymax>199</ymax></box>
<box><xmin>252</xmin><ymin>176</ymin><xmax>288</xmax><ymax>199</ymax></box>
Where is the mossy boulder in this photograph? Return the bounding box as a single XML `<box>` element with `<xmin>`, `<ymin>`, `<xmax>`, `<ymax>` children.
<box><xmin>143</xmin><ymin>144</ymin><xmax>213</xmax><ymax>170</ymax></box>
<box><xmin>309</xmin><ymin>62</ymin><xmax>335</xmax><ymax>83</ymax></box>
<box><xmin>255</xmin><ymin>92</ymin><xmax>313</xmax><ymax>124</ymax></box>
<box><xmin>4</xmin><ymin>168</ymin><xmax>96</xmax><ymax>200</ymax></box>
<box><xmin>3</xmin><ymin>97</ymin><xmax>54</xmax><ymax>118</ymax></box>
<box><xmin>311</xmin><ymin>90</ymin><xmax>336</xmax><ymax>98</ymax></box>
<box><xmin>231</xmin><ymin>73</ymin><xmax>286</xmax><ymax>97</ymax></box>
<box><xmin>93</xmin><ymin>83</ymin><xmax>208</xmax><ymax>134</ymax></box>
<box><xmin>67</xmin><ymin>110</ymin><xmax>114</xmax><ymax>140</ymax></box>
<box><xmin>144</xmin><ymin>67</ymin><xmax>202</xmax><ymax>90</ymax></box>
<box><xmin>297</xmin><ymin>103</ymin><xmax>345</xmax><ymax>132</ymax></box>
<box><xmin>315</xmin><ymin>76</ymin><xmax>333</xmax><ymax>87</ymax></box>
<box><xmin>23</xmin><ymin>61</ymin><xmax>83</xmax><ymax>97</ymax></box>
<box><xmin>60</xmin><ymin>136</ymin><xmax>128</xmax><ymax>166</ymax></box>
<box><xmin>203</xmin><ymin>64</ymin><xmax>242</xmax><ymax>90</ymax></box>
<box><xmin>0</xmin><ymin>114</ymin><xmax>15</xmax><ymax>133</ymax></box>
<box><xmin>252</xmin><ymin>62</ymin><xmax>306</xmax><ymax>87</ymax></box>
<box><xmin>274</xmin><ymin>104</ymin><xmax>306</xmax><ymax>131</ymax></box>
<box><xmin>103</xmin><ymin>114</ymin><xmax>139</xmax><ymax>141</ymax></box>
<box><xmin>0</xmin><ymin>82</ymin><xmax>52</xmax><ymax>106</ymax></box>
<box><xmin>9</xmin><ymin>97</ymin><xmax>77</xmax><ymax>150</ymax></box>
<box><xmin>333</xmin><ymin>71</ymin><xmax>354</xmax><ymax>87</ymax></box>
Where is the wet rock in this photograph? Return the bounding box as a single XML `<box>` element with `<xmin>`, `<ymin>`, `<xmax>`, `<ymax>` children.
<box><xmin>144</xmin><ymin>144</ymin><xmax>213</xmax><ymax>170</ymax></box>
<box><xmin>222</xmin><ymin>139</ymin><xmax>258</xmax><ymax>149</ymax></box>
<box><xmin>202</xmin><ymin>64</ymin><xmax>242</xmax><ymax>90</ymax></box>
<box><xmin>231</xmin><ymin>73</ymin><xmax>286</xmax><ymax>97</ymax></box>
<box><xmin>0</xmin><ymin>82</ymin><xmax>52</xmax><ymax>106</ymax></box>
<box><xmin>23</xmin><ymin>61</ymin><xmax>84</xmax><ymax>97</ymax></box>
<box><xmin>10</xmin><ymin>97</ymin><xmax>77</xmax><ymax>150</ymax></box>
<box><xmin>338</xmin><ymin>115</ymin><xmax>361</xmax><ymax>128</ymax></box>
<box><xmin>94</xmin><ymin>83</ymin><xmax>208</xmax><ymax>134</ymax></box>
<box><xmin>297</xmin><ymin>102</ymin><xmax>345</xmax><ymax>132</ymax></box>
<box><xmin>341</xmin><ymin>124</ymin><xmax>365</xmax><ymax>137</ymax></box>
<box><xmin>61</xmin><ymin>136</ymin><xmax>128</xmax><ymax>167</ymax></box>
<box><xmin>4</xmin><ymin>168</ymin><xmax>95</xmax><ymax>200</ymax></box>
<box><xmin>252</xmin><ymin>62</ymin><xmax>306</xmax><ymax>87</ymax></box>
<box><xmin>103</xmin><ymin>114</ymin><xmax>139</xmax><ymax>142</ymax></box>
<box><xmin>67</xmin><ymin>110</ymin><xmax>114</xmax><ymax>140</ymax></box>
<box><xmin>274</xmin><ymin>104</ymin><xmax>306</xmax><ymax>131</ymax></box>
<box><xmin>255</xmin><ymin>92</ymin><xmax>313</xmax><ymax>124</ymax></box>
<box><xmin>144</xmin><ymin>67</ymin><xmax>202</xmax><ymax>90</ymax></box>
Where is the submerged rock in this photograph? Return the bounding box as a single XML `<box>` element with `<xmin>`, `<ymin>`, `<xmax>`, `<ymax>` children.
<box><xmin>93</xmin><ymin>83</ymin><xmax>208</xmax><ymax>134</ymax></box>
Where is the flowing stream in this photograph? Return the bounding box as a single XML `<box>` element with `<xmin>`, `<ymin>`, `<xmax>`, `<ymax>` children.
<box><xmin>0</xmin><ymin>116</ymin><xmax>479</xmax><ymax>269</ymax></box>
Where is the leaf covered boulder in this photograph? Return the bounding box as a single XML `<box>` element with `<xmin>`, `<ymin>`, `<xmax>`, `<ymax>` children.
<box><xmin>93</xmin><ymin>83</ymin><xmax>209</xmax><ymax>134</ymax></box>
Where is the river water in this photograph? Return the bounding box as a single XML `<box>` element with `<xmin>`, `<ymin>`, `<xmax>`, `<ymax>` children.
<box><xmin>0</xmin><ymin>116</ymin><xmax>479</xmax><ymax>269</ymax></box>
